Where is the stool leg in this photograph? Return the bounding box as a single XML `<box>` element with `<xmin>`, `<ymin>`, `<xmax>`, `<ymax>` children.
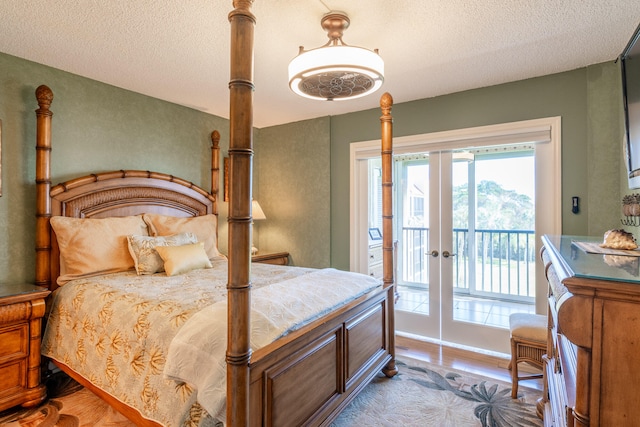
<box><xmin>510</xmin><ymin>337</ymin><xmax>519</xmax><ymax>399</ymax></box>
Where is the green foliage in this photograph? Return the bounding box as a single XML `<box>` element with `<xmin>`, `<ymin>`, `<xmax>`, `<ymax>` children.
<box><xmin>452</xmin><ymin>180</ymin><xmax>534</xmax><ymax>230</ymax></box>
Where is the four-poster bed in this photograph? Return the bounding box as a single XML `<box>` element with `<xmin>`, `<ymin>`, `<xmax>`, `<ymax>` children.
<box><xmin>35</xmin><ymin>2</ymin><xmax>397</xmax><ymax>426</ymax></box>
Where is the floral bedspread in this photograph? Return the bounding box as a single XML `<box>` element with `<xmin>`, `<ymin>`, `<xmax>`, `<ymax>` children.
<box><xmin>41</xmin><ymin>259</ymin><xmax>318</xmax><ymax>426</ymax></box>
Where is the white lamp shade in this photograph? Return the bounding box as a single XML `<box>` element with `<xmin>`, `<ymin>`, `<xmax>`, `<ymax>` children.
<box><xmin>252</xmin><ymin>200</ymin><xmax>266</xmax><ymax>220</ymax></box>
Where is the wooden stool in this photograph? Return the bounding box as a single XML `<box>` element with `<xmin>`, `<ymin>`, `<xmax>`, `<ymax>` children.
<box><xmin>508</xmin><ymin>312</ymin><xmax>547</xmax><ymax>398</ymax></box>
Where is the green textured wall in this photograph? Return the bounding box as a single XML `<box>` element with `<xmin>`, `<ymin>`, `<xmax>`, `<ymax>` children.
<box><xmin>587</xmin><ymin>62</ymin><xmax>625</xmax><ymax>235</ymax></box>
<box><xmin>0</xmin><ymin>52</ymin><xmax>229</xmax><ymax>284</ymax></box>
<box><xmin>328</xmin><ymin>65</ymin><xmax>622</xmax><ymax>270</ymax></box>
<box><xmin>254</xmin><ymin>118</ymin><xmax>331</xmax><ymax>268</ymax></box>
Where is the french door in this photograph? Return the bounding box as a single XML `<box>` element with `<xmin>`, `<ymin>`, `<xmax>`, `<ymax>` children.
<box><xmin>350</xmin><ymin>117</ymin><xmax>562</xmax><ymax>354</ymax></box>
<box><xmin>396</xmin><ymin>149</ymin><xmax>535</xmax><ymax>353</ymax></box>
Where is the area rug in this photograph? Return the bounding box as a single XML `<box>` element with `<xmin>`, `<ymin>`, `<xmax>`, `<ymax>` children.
<box><xmin>330</xmin><ymin>357</ymin><xmax>542</xmax><ymax>427</ymax></box>
<box><xmin>0</xmin><ymin>357</ymin><xmax>542</xmax><ymax>426</ymax></box>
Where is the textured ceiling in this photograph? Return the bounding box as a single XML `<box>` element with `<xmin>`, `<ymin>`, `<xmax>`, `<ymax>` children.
<box><xmin>1</xmin><ymin>1</ymin><xmax>639</xmax><ymax>128</ymax></box>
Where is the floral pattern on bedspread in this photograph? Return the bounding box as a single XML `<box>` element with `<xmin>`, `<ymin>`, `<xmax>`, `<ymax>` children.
<box><xmin>41</xmin><ymin>258</ymin><xmax>315</xmax><ymax>426</ymax></box>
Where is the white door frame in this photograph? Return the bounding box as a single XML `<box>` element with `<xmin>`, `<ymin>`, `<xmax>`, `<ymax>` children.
<box><xmin>350</xmin><ymin>117</ymin><xmax>561</xmax><ymax>351</ymax></box>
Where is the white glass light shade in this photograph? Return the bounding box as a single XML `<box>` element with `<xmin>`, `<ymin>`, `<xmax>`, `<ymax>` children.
<box><xmin>288</xmin><ymin>45</ymin><xmax>384</xmax><ymax>101</ymax></box>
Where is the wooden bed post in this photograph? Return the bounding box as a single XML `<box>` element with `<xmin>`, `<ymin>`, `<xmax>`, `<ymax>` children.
<box><xmin>380</xmin><ymin>92</ymin><xmax>398</xmax><ymax>377</ymax></box>
<box><xmin>34</xmin><ymin>85</ymin><xmax>54</xmax><ymax>289</ymax></box>
<box><xmin>211</xmin><ymin>130</ymin><xmax>220</xmax><ymax>216</ymax></box>
<box><xmin>228</xmin><ymin>1</ymin><xmax>255</xmax><ymax>426</ymax></box>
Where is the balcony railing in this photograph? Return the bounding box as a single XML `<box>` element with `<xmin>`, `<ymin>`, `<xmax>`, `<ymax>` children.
<box><xmin>401</xmin><ymin>227</ymin><xmax>536</xmax><ymax>302</ymax></box>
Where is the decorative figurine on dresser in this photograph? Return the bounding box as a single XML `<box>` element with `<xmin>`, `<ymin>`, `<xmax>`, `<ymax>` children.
<box><xmin>540</xmin><ymin>233</ymin><xmax>640</xmax><ymax>426</ymax></box>
<box><xmin>0</xmin><ymin>283</ymin><xmax>50</xmax><ymax>411</ymax></box>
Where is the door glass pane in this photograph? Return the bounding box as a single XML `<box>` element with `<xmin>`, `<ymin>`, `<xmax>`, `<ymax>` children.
<box><xmin>396</xmin><ymin>156</ymin><xmax>430</xmax><ymax>315</ymax></box>
<box><xmin>401</xmin><ymin>158</ymin><xmax>429</xmax><ymax>288</ymax></box>
<box><xmin>452</xmin><ymin>152</ymin><xmax>471</xmax><ymax>296</ymax></box>
<box><xmin>451</xmin><ymin>147</ymin><xmax>537</xmax><ymax>328</ymax></box>
<box><xmin>473</xmin><ymin>149</ymin><xmax>536</xmax><ymax>301</ymax></box>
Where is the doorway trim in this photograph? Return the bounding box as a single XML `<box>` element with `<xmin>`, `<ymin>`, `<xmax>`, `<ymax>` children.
<box><xmin>350</xmin><ymin>116</ymin><xmax>561</xmax><ymax>315</ymax></box>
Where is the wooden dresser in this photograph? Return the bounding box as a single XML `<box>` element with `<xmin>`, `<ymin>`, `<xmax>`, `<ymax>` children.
<box><xmin>0</xmin><ymin>283</ymin><xmax>50</xmax><ymax>411</ymax></box>
<box><xmin>540</xmin><ymin>235</ymin><xmax>640</xmax><ymax>426</ymax></box>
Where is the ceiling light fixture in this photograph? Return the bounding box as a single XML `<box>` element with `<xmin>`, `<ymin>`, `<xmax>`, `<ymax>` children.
<box><xmin>288</xmin><ymin>11</ymin><xmax>384</xmax><ymax>101</ymax></box>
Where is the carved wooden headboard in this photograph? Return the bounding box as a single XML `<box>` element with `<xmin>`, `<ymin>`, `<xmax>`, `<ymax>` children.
<box><xmin>34</xmin><ymin>85</ymin><xmax>221</xmax><ymax>291</ymax></box>
<box><xmin>50</xmin><ymin>170</ymin><xmax>216</xmax><ymax>219</ymax></box>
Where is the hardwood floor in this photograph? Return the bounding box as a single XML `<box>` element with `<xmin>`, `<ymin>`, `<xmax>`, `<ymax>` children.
<box><xmin>396</xmin><ymin>333</ymin><xmax>544</xmax><ymax>393</ymax></box>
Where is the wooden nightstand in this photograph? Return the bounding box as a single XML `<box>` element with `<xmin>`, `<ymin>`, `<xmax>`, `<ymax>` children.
<box><xmin>252</xmin><ymin>251</ymin><xmax>290</xmax><ymax>265</ymax></box>
<box><xmin>0</xmin><ymin>283</ymin><xmax>50</xmax><ymax>411</ymax></box>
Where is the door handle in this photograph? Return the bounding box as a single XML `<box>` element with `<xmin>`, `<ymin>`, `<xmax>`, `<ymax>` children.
<box><xmin>428</xmin><ymin>250</ymin><xmax>439</xmax><ymax>257</ymax></box>
<box><xmin>442</xmin><ymin>250</ymin><xmax>457</xmax><ymax>258</ymax></box>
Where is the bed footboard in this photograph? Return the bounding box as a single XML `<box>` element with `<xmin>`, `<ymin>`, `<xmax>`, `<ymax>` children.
<box><xmin>248</xmin><ymin>285</ymin><xmax>394</xmax><ymax>427</ymax></box>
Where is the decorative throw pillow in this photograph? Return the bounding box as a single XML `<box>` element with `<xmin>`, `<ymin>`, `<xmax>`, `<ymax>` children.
<box><xmin>127</xmin><ymin>232</ymin><xmax>198</xmax><ymax>275</ymax></box>
<box><xmin>155</xmin><ymin>242</ymin><xmax>213</xmax><ymax>276</ymax></box>
<box><xmin>143</xmin><ymin>213</ymin><xmax>221</xmax><ymax>259</ymax></box>
<box><xmin>50</xmin><ymin>215</ymin><xmax>149</xmax><ymax>285</ymax></box>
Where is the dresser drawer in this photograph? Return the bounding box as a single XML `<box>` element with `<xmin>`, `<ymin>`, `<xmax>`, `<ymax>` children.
<box><xmin>368</xmin><ymin>244</ymin><xmax>383</xmax><ymax>263</ymax></box>
<box><xmin>0</xmin><ymin>359</ymin><xmax>27</xmax><ymax>397</ymax></box>
<box><xmin>369</xmin><ymin>263</ymin><xmax>383</xmax><ymax>278</ymax></box>
<box><xmin>0</xmin><ymin>323</ymin><xmax>28</xmax><ymax>364</ymax></box>
<box><xmin>0</xmin><ymin>284</ymin><xmax>49</xmax><ymax>411</ymax></box>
